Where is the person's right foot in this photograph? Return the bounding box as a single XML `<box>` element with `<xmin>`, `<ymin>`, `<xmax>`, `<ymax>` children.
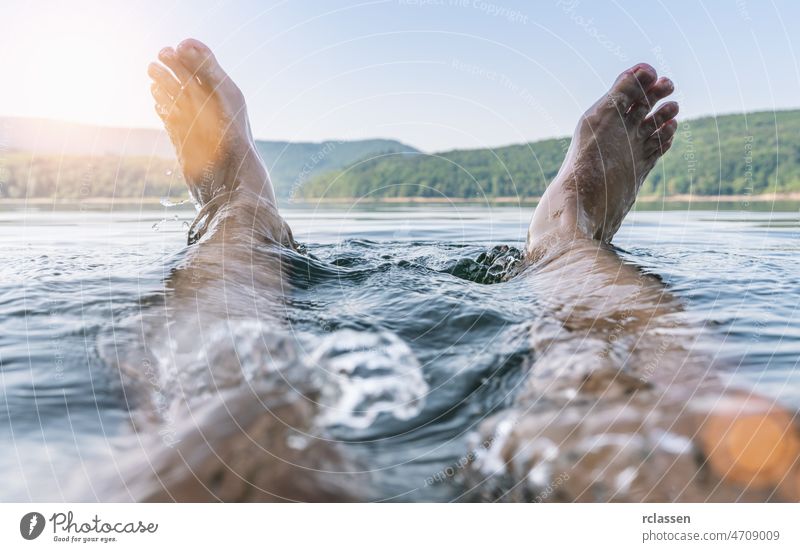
<box><xmin>527</xmin><ymin>63</ymin><xmax>678</xmax><ymax>259</ymax></box>
<box><xmin>148</xmin><ymin>39</ymin><xmax>276</xmax><ymax>207</ymax></box>
<box><xmin>511</xmin><ymin>65</ymin><xmax>800</xmax><ymax>501</ymax></box>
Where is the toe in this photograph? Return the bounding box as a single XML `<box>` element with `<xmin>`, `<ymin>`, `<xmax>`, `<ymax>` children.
<box><xmin>150</xmin><ymin>82</ymin><xmax>175</xmax><ymax>109</ymax></box>
<box><xmin>645</xmin><ymin>77</ymin><xmax>675</xmax><ymax>107</ymax></box>
<box><xmin>176</xmin><ymin>38</ymin><xmax>226</xmax><ymax>87</ymax></box>
<box><xmin>640</xmin><ymin>101</ymin><xmax>679</xmax><ymax>137</ymax></box>
<box><xmin>151</xmin><ymin>82</ymin><xmax>183</xmax><ymax>124</ymax></box>
<box><xmin>606</xmin><ymin>63</ymin><xmax>658</xmax><ymax>113</ymax></box>
<box><xmin>646</xmin><ymin>119</ymin><xmax>678</xmax><ymax>155</ymax></box>
<box><xmin>158</xmin><ymin>47</ymin><xmax>193</xmax><ymax>85</ymax></box>
<box><xmin>628</xmin><ymin>77</ymin><xmax>675</xmax><ymax>122</ymax></box>
<box><xmin>147</xmin><ymin>63</ymin><xmax>181</xmax><ymax>99</ymax></box>
<box><xmin>656</xmin><ymin>137</ymin><xmax>673</xmax><ymax>155</ymax></box>
<box><xmin>154</xmin><ymin>101</ymin><xmax>182</xmax><ymax>124</ymax></box>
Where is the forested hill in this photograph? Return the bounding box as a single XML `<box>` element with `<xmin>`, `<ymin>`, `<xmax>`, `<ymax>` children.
<box><xmin>2</xmin><ymin>111</ymin><xmax>799</xmax><ymax>203</ymax></box>
<box><xmin>0</xmin><ymin>117</ymin><xmax>416</xmax><ymax>201</ymax></box>
<box><xmin>300</xmin><ymin>110</ymin><xmax>800</xmax><ymax>200</ymax></box>
<box><xmin>256</xmin><ymin>139</ymin><xmax>418</xmax><ymax>199</ymax></box>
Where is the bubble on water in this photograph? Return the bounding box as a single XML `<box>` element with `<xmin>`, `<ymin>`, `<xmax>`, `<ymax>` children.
<box><xmin>143</xmin><ymin>319</ymin><xmax>310</xmax><ymax>401</ymax></box>
<box><xmin>208</xmin><ymin>320</ymin><xmax>305</xmax><ymax>382</ymax></box>
<box><xmin>287</xmin><ymin>434</ymin><xmax>310</xmax><ymax>451</ymax></box>
<box><xmin>137</xmin><ymin>317</ymin><xmax>432</xmax><ymax>436</ymax></box>
<box><xmin>614</xmin><ymin>466</ymin><xmax>638</xmax><ymax>494</ymax></box>
<box><xmin>652</xmin><ymin>429</ymin><xmax>693</xmax><ymax>455</ymax></box>
<box><xmin>165</xmin><ymin>169</ymin><xmax>173</xmax><ymax>176</ymax></box>
<box><xmin>160</xmin><ymin>197</ymin><xmax>192</xmax><ymax>208</ymax></box>
<box><xmin>527</xmin><ymin>461</ymin><xmax>551</xmax><ymax>487</ymax></box>
<box><xmin>311</xmin><ymin>329</ymin><xmax>428</xmax><ymax>430</ymax></box>
<box><xmin>152</xmin><ymin>214</ymin><xmax>184</xmax><ymax>232</ymax></box>
<box><xmin>473</xmin><ymin>417</ymin><xmax>516</xmax><ymax>476</ymax></box>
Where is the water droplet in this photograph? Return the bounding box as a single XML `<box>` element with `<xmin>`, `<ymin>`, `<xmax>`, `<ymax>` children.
<box><xmin>161</xmin><ymin>196</ymin><xmax>192</xmax><ymax>208</ymax></box>
<box><xmin>287</xmin><ymin>434</ymin><xmax>310</xmax><ymax>451</ymax></box>
<box><xmin>165</xmin><ymin>169</ymin><xmax>173</xmax><ymax>176</ymax></box>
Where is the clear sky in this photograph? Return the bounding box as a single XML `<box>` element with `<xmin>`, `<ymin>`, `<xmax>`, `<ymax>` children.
<box><xmin>1</xmin><ymin>0</ymin><xmax>799</xmax><ymax>151</ymax></box>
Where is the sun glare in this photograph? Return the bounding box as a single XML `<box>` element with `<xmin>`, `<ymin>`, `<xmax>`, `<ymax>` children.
<box><xmin>1</xmin><ymin>2</ymin><xmax>154</xmax><ymax>127</ymax></box>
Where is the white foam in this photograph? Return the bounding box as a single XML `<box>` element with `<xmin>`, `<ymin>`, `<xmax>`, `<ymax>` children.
<box><xmin>310</xmin><ymin>329</ymin><xmax>428</xmax><ymax>429</ymax></box>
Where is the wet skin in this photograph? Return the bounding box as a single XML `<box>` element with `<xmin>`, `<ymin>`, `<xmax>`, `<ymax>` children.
<box><xmin>105</xmin><ymin>40</ymin><xmax>348</xmax><ymax>502</ymax></box>
<box><xmin>135</xmin><ymin>45</ymin><xmax>800</xmax><ymax>502</ymax></box>
<box><xmin>489</xmin><ymin>64</ymin><xmax>800</xmax><ymax>501</ymax></box>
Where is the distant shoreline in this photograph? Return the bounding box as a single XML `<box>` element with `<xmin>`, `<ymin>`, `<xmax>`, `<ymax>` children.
<box><xmin>2</xmin><ymin>192</ymin><xmax>800</xmax><ymax>208</ymax></box>
<box><xmin>289</xmin><ymin>192</ymin><xmax>800</xmax><ymax>205</ymax></box>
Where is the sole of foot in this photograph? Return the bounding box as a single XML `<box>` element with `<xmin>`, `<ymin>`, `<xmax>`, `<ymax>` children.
<box><xmin>147</xmin><ymin>38</ymin><xmax>273</xmax><ymax>207</ymax></box>
<box><xmin>527</xmin><ymin>63</ymin><xmax>679</xmax><ymax>260</ymax></box>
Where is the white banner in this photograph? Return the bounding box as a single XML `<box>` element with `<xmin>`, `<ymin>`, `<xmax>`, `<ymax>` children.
<box><xmin>0</xmin><ymin>503</ymin><xmax>797</xmax><ymax>551</ymax></box>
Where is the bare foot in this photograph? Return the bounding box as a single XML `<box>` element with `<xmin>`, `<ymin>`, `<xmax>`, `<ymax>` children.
<box><xmin>148</xmin><ymin>39</ymin><xmax>276</xmax><ymax>207</ymax></box>
<box><xmin>527</xmin><ymin>63</ymin><xmax>678</xmax><ymax>258</ymax></box>
<box><xmin>496</xmin><ymin>65</ymin><xmax>800</xmax><ymax>501</ymax></box>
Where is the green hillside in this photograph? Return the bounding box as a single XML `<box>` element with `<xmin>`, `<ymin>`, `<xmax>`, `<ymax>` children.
<box><xmin>0</xmin><ymin>134</ymin><xmax>415</xmax><ymax>202</ymax></box>
<box><xmin>300</xmin><ymin>110</ymin><xmax>800</xmax><ymax>200</ymax></box>
<box><xmin>2</xmin><ymin>110</ymin><xmax>799</xmax><ymax>204</ymax></box>
<box><xmin>255</xmin><ymin>139</ymin><xmax>417</xmax><ymax>199</ymax></box>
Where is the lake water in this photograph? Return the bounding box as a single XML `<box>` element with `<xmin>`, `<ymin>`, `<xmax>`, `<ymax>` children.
<box><xmin>0</xmin><ymin>204</ymin><xmax>798</xmax><ymax>501</ymax></box>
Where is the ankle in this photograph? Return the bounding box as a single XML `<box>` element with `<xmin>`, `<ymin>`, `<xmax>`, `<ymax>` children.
<box><xmin>526</xmin><ymin>177</ymin><xmax>587</xmax><ymax>260</ymax></box>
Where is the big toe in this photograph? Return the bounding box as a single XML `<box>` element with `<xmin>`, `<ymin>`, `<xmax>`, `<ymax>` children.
<box><xmin>177</xmin><ymin>38</ymin><xmax>226</xmax><ymax>87</ymax></box>
<box><xmin>607</xmin><ymin>63</ymin><xmax>658</xmax><ymax>113</ymax></box>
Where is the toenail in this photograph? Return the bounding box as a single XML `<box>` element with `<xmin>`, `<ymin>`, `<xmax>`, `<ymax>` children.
<box><xmin>178</xmin><ymin>40</ymin><xmax>202</xmax><ymax>54</ymax></box>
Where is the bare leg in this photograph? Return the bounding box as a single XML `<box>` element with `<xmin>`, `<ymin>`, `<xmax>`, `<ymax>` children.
<box><xmin>470</xmin><ymin>65</ymin><xmax>800</xmax><ymax>502</ymax></box>
<box><xmin>148</xmin><ymin>39</ymin><xmax>294</xmax><ymax>248</ymax></box>
<box><xmin>95</xmin><ymin>40</ymin><xmax>352</xmax><ymax>502</ymax></box>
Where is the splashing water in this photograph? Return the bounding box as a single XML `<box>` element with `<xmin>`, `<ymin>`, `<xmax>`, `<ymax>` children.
<box><xmin>1</xmin><ymin>206</ymin><xmax>799</xmax><ymax>501</ymax></box>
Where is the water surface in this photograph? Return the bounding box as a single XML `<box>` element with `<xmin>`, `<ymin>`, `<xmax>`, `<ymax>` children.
<box><xmin>0</xmin><ymin>204</ymin><xmax>798</xmax><ymax>501</ymax></box>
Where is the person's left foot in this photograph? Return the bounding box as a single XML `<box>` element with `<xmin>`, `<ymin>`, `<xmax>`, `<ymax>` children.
<box><xmin>527</xmin><ymin>63</ymin><xmax>678</xmax><ymax>259</ymax></box>
<box><xmin>148</xmin><ymin>39</ymin><xmax>276</xmax><ymax>207</ymax></box>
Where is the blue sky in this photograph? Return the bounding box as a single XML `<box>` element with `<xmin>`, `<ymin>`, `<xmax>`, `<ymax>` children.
<box><xmin>1</xmin><ymin>0</ymin><xmax>799</xmax><ymax>151</ymax></box>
